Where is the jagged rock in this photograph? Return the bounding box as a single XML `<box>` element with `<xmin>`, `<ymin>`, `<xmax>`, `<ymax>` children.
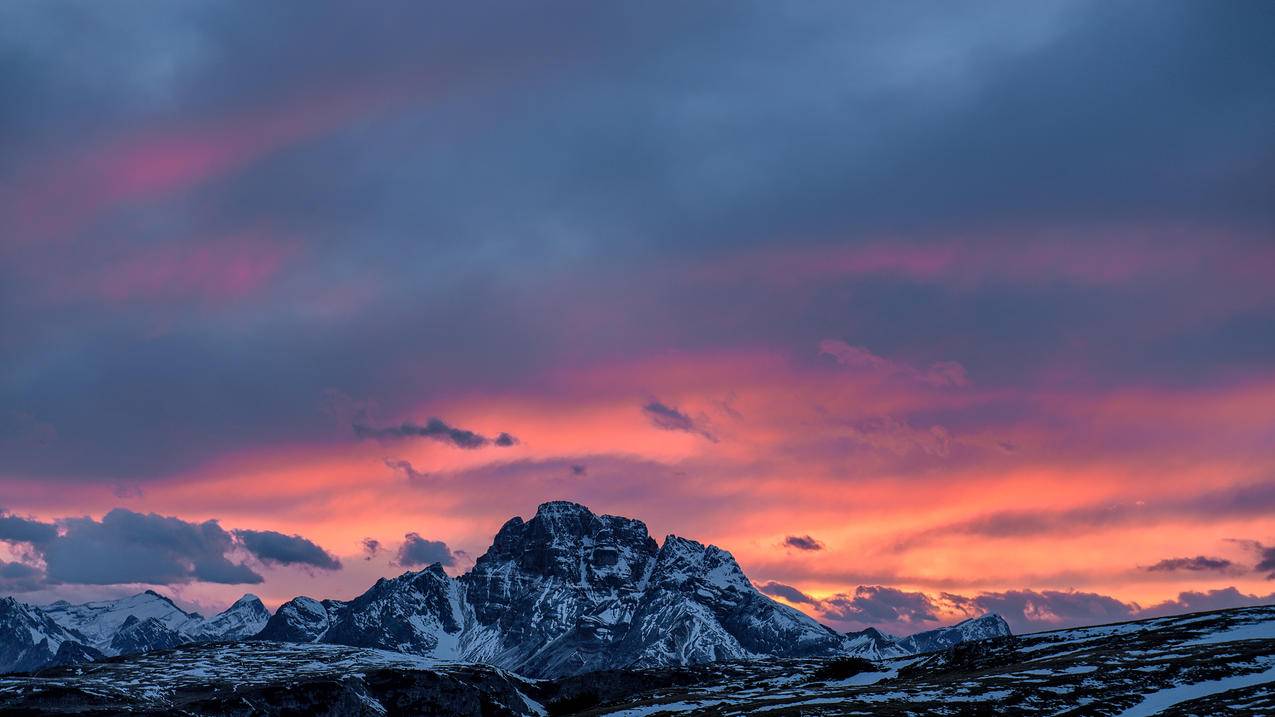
<box><xmin>0</xmin><ymin>597</ymin><xmax>88</xmax><ymax>674</ymax></box>
<box><xmin>255</xmin><ymin>501</ymin><xmax>983</xmax><ymax>679</ymax></box>
<box><xmin>109</xmin><ymin>615</ymin><xmax>187</xmax><ymax>655</ymax></box>
<box><xmin>255</xmin><ymin>596</ymin><xmax>338</xmax><ymax>643</ymax></box>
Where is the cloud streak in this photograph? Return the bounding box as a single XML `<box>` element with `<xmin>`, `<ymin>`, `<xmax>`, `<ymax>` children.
<box><xmin>354</xmin><ymin>418</ymin><xmax>518</xmax><ymax>450</ymax></box>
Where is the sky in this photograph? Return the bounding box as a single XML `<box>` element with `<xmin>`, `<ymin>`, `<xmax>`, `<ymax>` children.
<box><xmin>1</xmin><ymin>1</ymin><xmax>1273</xmax><ymax>637</ymax></box>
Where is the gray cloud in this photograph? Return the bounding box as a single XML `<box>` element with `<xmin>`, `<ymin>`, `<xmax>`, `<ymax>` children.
<box><xmin>41</xmin><ymin>509</ymin><xmax>263</xmax><ymax>585</ymax></box>
<box><xmin>0</xmin><ymin>512</ymin><xmax>58</xmax><ymax>545</ymax></box>
<box><xmin>233</xmin><ymin>529</ymin><xmax>342</xmax><ymax>571</ymax></box>
<box><xmin>396</xmin><ymin>532</ymin><xmax>456</xmax><ymax>568</ymax></box>
<box><xmin>757</xmin><ymin>580</ymin><xmax>816</xmax><ymax>605</ymax></box>
<box><xmin>0</xmin><ymin>561</ymin><xmax>45</xmax><ymax>593</ymax></box>
<box><xmin>643</xmin><ymin>401</ymin><xmax>717</xmax><ymax>442</ymax></box>
<box><xmin>783</xmin><ymin>535</ymin><xmax>825</xmax><ymax>551</ymax></box>
<box><xmin>0</xmin><ymin>508</ymin><xmax>340</xmax><ymax>587</ymax></box>
<box><xmin>819</xmin><ymin>585</ymin><xmax>940</xmax><ymax>628</ymax></box>
<box><xmin>1140</xmin><ymin>587</ymin><xmax>1275</xmax><ymax>618</ymax></box>
<box><xmin>355</xmin><ymin>418</ymin><xmax>517</xmax><ymax>450</ymax></box>
<box><xmin>384</xmin><ymin>458</ymin><xmax>428</xmax><ymax>482</ymax></box>
<box><xmin>958</xmin><ymin>589</ymin><xmax>1132</xmax><ymax>634</ymax></box>
<box><xmin>361</xmin><ymin>537</ymin><xmax>382</xmax><ymax>561</ymax></box>
<box><xmin>1252</xmin><ymin>543</ymin><xmax>1275</xmax><ymax>579</ymax></box>
<box><xmin>1142</xmin><ymin>556</ymin><xmax>1235</xmax><ymax>573</ymax></box>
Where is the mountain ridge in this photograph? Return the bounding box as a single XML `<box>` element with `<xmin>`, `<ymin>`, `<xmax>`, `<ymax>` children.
<box><xmin>1</xmin><ymin>501</ymin><xmax>1009</xmax><ymax>677</ymax></box>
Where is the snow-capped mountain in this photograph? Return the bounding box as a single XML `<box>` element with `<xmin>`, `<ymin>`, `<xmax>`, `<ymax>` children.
<box><xmin>186</xmin><ymin>593</ymin><xmax>269</xmax><ymax>641</ymax></box>
<box><xmin>43</xmin><ymin>590</ymin><xmax>204</xmax><ymax>651</ymax></box>
<box><xmin>257</xmin><ymin>501</ymin><xmax>999</xmax><ymax>678</ymax></box>
<box><xmin>0</xmin><ymin>597</ymin><xmax>96</xmax><ymax>674</ymax></box>
<box><xmin>0</xmin><ymin>590</ymin><xmax>271</xmax><ymax>672</ymax></box>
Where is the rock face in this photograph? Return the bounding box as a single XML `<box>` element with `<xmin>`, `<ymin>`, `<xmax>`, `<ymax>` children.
<box><xmin>258</xmin><ymin>501</ymin><xmax>988</xmax><ymax>679</ymax></box>
<box><xmin>0</xmin><ymin>597</ymin><xmax>89</xmax><ymax>674</ymax></box>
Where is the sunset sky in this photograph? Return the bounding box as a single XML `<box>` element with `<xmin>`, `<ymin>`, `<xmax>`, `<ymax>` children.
<box><xmin>1</xmin><ymin>1</ymin><xmax>1273</xmax><ymax>636</ymax></box>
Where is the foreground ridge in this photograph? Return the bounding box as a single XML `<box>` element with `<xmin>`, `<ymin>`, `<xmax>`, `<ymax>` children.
<box><xmin>0</xmin><ymin>604</ymin><xmax>1270</xmax><ymax>715</ymax></box>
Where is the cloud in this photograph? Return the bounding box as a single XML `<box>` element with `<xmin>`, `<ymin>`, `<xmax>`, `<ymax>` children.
<box><xmin>1260</xmin><ymin>547</ymin><xmax>1275</xmax><ymax>579</ymax></box>
<box><xmin>361</xmin><ymin>538</ymin><xmax>382</xmax><ymax>561</ymax></box>
<box><xmin>0</xmin><ymin>511</ymin><xmax>58</xmax><ymax>545</ymax></box>
<box><xmin>897</xmin><ymin>480</ymin><xmax>1275</xmax><ymax>549</ymax></box>
<box><xmin>384</xmin><ymin>458</ymin><xmax>428</xmax><ymax>482</ymax></box>
<box><xmin>0</xmin><ymin>561</ymin><xmax>45</xmax><ymax>592</ymax></box>
<box><xmin>818</xmin><ymin>340</ymin><xmax>969</xmax><ymax>388</ymax></box>
<box><xmin>757</xmin><ymin>580</ymin><xmax>816</xmax><ymax>605</ymax></box>
<box><xmin>960</xmin><ymin>589</ymin><xmax>1133</xmax><ymax>634</ymax></box>
<box><xmin>0</xmin><ymin>508</ymin><xmax>340</xmax><ymax>587</ymax></box>
<box><xmin>233</xmin><ymin>529</ymin><xmax>342</xmax><ymax>571</ymax></box>
<box><xmin>642</xmin><ymin>401</ymin><xmax>717</xmax><ymax>442</ymax></box>
<box><xmin>1141</xmin><ymin>587</ymin><xmax>1275</xmax><ymax>617</ymax></box>
<box><xmin>818</xmin><ymin>586</ymin><xmax>940</xmax><ymax>628</ymax></box>
<box><xmin>843</xmin><ymin>417</ymin><xmax>952</xmax><ymax>458</ymax></box>
<box><xmin>40</xmin><ymin>509</ymin><xmax>264</xmax><ymax>585</ymax></box>
<box><xmin>763</xmin><ymin>580</ymin><xmax>1275</xmax><ymax>635</ymax></box>
<box><xmin>1142</xmin><ymin>556</ymin><xmax>1236</xmax><ymax>573</ymax></box>
<box><xmin>783</xmin><ymin>535</ymin><xmax>825</xmax><ymax>551</ymax></box>
<box><xmin>396</xmin><ymin>532</ymin><xmax>456</xmax><ymax>567</ymax></box>
<box><xmin>354</xmin><ymin>417</ymin><xmax>517</xmax><ymax>450</ymax></box>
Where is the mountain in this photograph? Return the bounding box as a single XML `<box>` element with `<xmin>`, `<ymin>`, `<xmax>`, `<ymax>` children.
<box><xmin>0</xmin><ymin>590</ymin><xmax>271</xmax><ymax>673</ymax></box>
<box><xmin>3</xmin><ymin>604</ymin><xmax>1271</xmax><ymax>715</ymax></box>
<box><xmin>891</xmin><ymin>613</ymin><xmax>1011</xmax><ymax>654</ymax></box>
<box><xmin>43</xmin><ymin>590</ymin><xmax>204</xmax><ymax>652</ymax></box>
<box><xmin>258</xmin><ymin>501</ymin><xmax>994</xmax><ymax>679</ymax></box>
<box><xmin>3</xmin><ymin>501</ymin><xmax>1011</xmax><ymax>679</ymax></box>
<box><xmin>186</xmin><ymin>593</ymin><xmax>269</xmax><ymax>641</ymax></box>
<box><xmin>0</xmin><ymin>597</ymin><xmax>90</xmax><ymax>674</ymax></box>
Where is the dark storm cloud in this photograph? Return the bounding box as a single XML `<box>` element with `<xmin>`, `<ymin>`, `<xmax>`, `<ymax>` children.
<box><xmin>396</xmin><ymin>533</ymin><xmax>456</xmax><ymax>568</ymax></box>
<box><xmin>1260</xmin><ymin>547</ymin><xmax>1275</xmax><ymax>579</ymax></box>
<box><xmin>355</xmin><ymin>418</ymin><xmax>516</xmax><ymax>450</ymax></box>
<box><xmin>1142</xmin><ymin>556</ymin><xmax>1235</xmax><ymax>573</ymax></box>
<box><xmin>643</xmin><ymin>401</ymin><xmax>717</xmax><ymax>442</ymax></box>
<box><xmin>783</xmin><ymin>535</ymin><xmax>825</xmax><ymax>552</ymax></box>
<box><xmin>757</xmin><ymin>581</ymin><xmax>816</xmax><ymax>605</ymax></box>
<box><xmin>233</xmin><ymin>529</ymin><xmax>342</xmax><ymax>570</ymax></box>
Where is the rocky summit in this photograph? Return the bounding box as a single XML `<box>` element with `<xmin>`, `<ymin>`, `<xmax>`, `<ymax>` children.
<box><xmin>256</xmin><ymin>501</ymin><xmax>1005</xmax><ymax>678</ymax></box>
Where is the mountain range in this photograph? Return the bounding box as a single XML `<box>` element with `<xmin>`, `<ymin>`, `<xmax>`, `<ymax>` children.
<box><xmin>0</xmin><ymin>501</ymin><xmax>1009</xmax><ymax>678</ymax></box>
